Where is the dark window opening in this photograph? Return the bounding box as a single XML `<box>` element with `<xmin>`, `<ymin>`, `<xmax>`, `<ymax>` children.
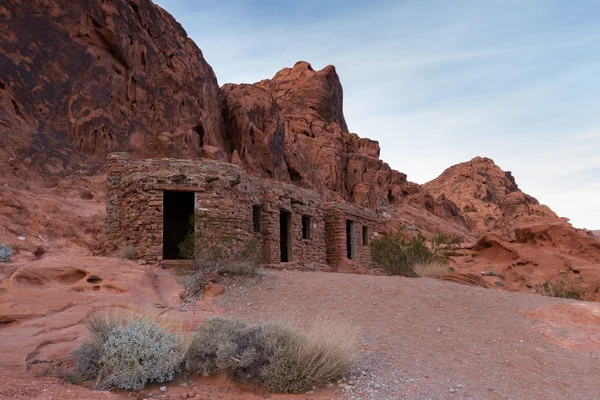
<box><xmin>163</xmin><ymin>191</ymin><xmax>195</xmax><ymax>260</ymax></box>
<box><xmin>280</xmin><ymin>210</ymin><xmax>292</xmax><ymax>262</ymax></box>
<box><xmin>302</xmin><ymin>215</ymin><xmax>311</xmax><ymax>240</ymax></box>
<box><xmin>362</xmin><ymin>226</ymin><xmax>369</xmax><ymax>246</ymax></box>
<box><xmin>346</xmin><ymin>220</ymin><xmax>356</xmax><ymax>260</ymax></box>
<box><xmin>252</xmin><ymin>205</ymin><xmax>261</xmax><ymax>233</ymax></box>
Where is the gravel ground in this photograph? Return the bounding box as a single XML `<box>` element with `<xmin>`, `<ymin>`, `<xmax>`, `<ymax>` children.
<box><xmin>216</xmin><ymin>270</ymin><xmax>600</xmax><ymax>400</ymax></box>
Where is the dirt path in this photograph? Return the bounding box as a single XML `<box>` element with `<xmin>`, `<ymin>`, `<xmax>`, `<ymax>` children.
<box><xmin>217</xmin><ymin>270</ymin><xmax>600</xmax><ymax>400</ymax></box>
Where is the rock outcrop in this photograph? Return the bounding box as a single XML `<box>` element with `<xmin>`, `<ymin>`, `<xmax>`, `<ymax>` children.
<box><xmin>0</xmin><ymin>0</ymin><xmax>225</xmax><ymax>180</ymax></box>
<box><xmin>424</xmin><ymin>157</ymin><xmax>559</xmax><ymax>234</ymax></box>
<box><xmin>425</xmin><ymin>157</ymin><xmax>600</xmax><ymax>300</ymax></box>
<box><xmin>220</xmin><ymin>61</ymin><xmax>467</xmax><ymax>231</ymax></box>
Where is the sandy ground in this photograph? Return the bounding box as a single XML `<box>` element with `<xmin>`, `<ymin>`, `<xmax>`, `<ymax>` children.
<box><xmin>1</xmin><ymin>264</ymin><xmax>599</xmax><ymax>400</ymax></box>
<box><xmin>217</xmin><ymin>270</ymin><xmax>600</xmax><ymax>400</ymax></box>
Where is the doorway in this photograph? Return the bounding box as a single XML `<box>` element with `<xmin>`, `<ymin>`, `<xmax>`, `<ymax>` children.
<box><xmin>346</xmin><ymin>220</ymin><xmax>356</xmax><ymax>260</ymax></box>
<box><xmin>163</xmin><ymin>191</ymin><xmax>195</xmax><ymax>260</ymax></box>
<box><xmin>280</xmin><ymin>210</ymin><xmax>292</xmax><ymax>262</ymax></box>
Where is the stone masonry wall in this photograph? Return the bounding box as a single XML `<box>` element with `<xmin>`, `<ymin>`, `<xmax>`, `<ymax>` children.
<box><xmin>105</xmin><ymin>154</ymin><xmax>325</xmax><ymax>266</ymax></box>
<box><xmin>324</xmin><ymin>202</ymin><xmax>378</xmax><ymax>272</ymax></box>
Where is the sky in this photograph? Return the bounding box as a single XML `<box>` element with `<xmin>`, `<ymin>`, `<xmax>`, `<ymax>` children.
<box><xmin>154</xmin><ymin>0</ymin><xmax>600</xmax><ymax>229</ymax></box>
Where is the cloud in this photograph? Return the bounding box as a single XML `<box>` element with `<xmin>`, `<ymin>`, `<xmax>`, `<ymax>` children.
<box><xmin>154</xmin><ymin>0</ymin><xmax>600</xmax><ymax>228</ymax></box>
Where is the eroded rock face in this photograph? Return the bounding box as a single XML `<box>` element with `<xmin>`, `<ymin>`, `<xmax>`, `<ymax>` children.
<box><xmin>220</xmin><ymin>61</ymin><xmax>466</xmax><ymax>230</ymax></box>
<box><xmin>426</xmin><ymin>157</ymin><xmax>600</xmax><ymax>300</ymax></box>
<box><xmin>424</xmin><ymin>157</ymin><xmax>558</xmax><ymax>234</ymax></box>
<box><xmin>0</xmin><ymin>0</ymin><xmax>225</xmax><ymax>178</ymax></box>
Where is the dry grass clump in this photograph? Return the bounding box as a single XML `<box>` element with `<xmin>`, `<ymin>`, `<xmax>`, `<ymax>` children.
<box><xmin>260</xmin><ymin>319</ymin><xmax>357</xmax><ymax>393</ymax></box>
<box><xmin>120</xmin><ymin>245</ymin><xmax>136</xmax><ymax>260</ymax></box>
<box><xmin>412</xmin><ymin>260</ymin><xmax>449</xmax><ymax>278</ymax></box>
<box><xmin>184</xmin><ymin>317</ymin><xmax>356</xmax><ymax>393</ymax></box>
<box><xmin>72</xmin><ymin>307</ymin><xmax>185</xmax><ymax>390</ymax></box>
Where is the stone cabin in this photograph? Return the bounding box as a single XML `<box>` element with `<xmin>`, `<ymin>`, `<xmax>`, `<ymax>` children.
<box><xmin>105</xmin><ymin>152</ymin><xmax>379</xmax><ymax>271</ymax></box>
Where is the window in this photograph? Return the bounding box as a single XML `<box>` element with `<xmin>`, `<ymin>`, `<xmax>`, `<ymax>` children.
<box><xmin>346</xmin><ymin>220</ymin><xmax>356</xmax><ymax>260</ymax></box>
<box><xmin>302</xmin><ymin>215</ymin><xmax>311</xmax><ymax>240</ymax></box>
<box><xmin>362</xmin><ymin>226</ymin><xmax>369</xmax><ymax>246</ymax></box>
<box><xmin>252</xmin><ymin>205</ymin><xmax>261</xmax><ymax>233</ymax></box>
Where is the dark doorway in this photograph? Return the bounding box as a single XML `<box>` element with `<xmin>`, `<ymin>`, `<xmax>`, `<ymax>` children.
<box><xmin>280</xmin><ymin>210</ymin><xmax>292</xmax><ymax>262</ymax></box>
<box><xmin>346</xmin><ymin>220</ymin><xmax>356</xmax><ymax>260</ymax></box>
<box><xmin>163</xmin><ymin>191</ymin><xmax>195</xmax><ymax>260</ymax></box>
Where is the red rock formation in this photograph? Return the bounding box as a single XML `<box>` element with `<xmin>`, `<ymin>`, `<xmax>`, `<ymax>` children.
<box><xmin>426</xmin><ymin>157</ymin><xmax>600</xmax><ymax>300</ymax></box>
<box><xmin>424</xmin><ymin>157</ymin><xmax>559</xmax><ymax>234</ymax></box>
<box><xmin>220</xmin><ymin>61</ymin><xmax>467</xmax><ymax>232</ymax></box>
<box><xmin>0</xmin><ymin>0</ymin><xmax>225</xmax><ymax>179</ymax></box>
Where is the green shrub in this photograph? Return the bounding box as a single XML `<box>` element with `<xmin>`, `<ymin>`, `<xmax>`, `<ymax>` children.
<box><xmin>72</xmin><ymin>309</ymin><xmax>184</xmax><ymax>390</ymax></box>
<box><xmin>184</xmin><ymin>317</ymin><xmax>355</xmax><ymax>393</ymax></box>
<box><xmin>430</xmin><ymin>232</ymin><xmax>464</xmax><ymax>258</ymax></box>
<box><xmin>536</xmin><ymin>273</ymin><xmax>584</xmax><ymax>300</ymax></box>
<box><xmin>370</xmin><ymin>232</ymin><xmax>464</xmax><ymax>277</ymax></box>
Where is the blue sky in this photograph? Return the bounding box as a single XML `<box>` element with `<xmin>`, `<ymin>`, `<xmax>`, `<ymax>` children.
<box><xmin>154</xmin><ymin>0</ymin><xmax>600</xmax><ymax>229</ymax></box>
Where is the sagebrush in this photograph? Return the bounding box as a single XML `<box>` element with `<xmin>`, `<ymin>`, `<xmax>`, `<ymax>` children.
<box><xmin>72</xmin><ymin>308</ymin><xmax>184</xmax><ymax>390</ymax></box>
<box><xmin>0</xmin><ymin>243</ymin><xmax>13</xmax><ymax>263</ymax></box>
<box><xmin>185</xmin><ymin>317</ymin><xmax>356</xmax><ymax>393</ymax></box>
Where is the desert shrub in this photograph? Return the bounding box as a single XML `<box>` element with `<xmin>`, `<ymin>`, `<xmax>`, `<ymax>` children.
<box><xmin>72</xmin><ymin>309</ymin><xmax>184</xmax><ymax>390</ymax></box>
<box><xmin>179</xmin><ymin>211</ymin><xmax>264</xmax><ymax>276</ymax></box>
<box><xmin>184</xmin><ymin>317</ymin><xmax>356</xmax><ymax>393</ymax></box>
<box><xmin>98</xmin><ymin>320</ymin><xmax>182</xmax><ymax>390</ymax></box>
<box><xmin>412</xmin><ymin>260</ymin><xmax>448</xmax><ymax>278</ymax></box>
<box><xmin>536</xmin><ymin>273</ymin><xmax>584</xmax><ymax>300</ymax></box>
<box><xmin>120</xmin><ymin>244</ymin><xmax>136</xmax><ymax>260</ymax></box>
<box><xmin>371</xmin><ymin>232</ymin><xmax>464</xmax><ymax>277</ymax></box>
<box><xmin>0</xmin><ymin>243</ymin><xmax>13</xmax><ymax>263</ymax></box>
<box><xmin>370</xmin><ymin>233</ymin><xmax>433</xmax><ymax>276</ymax></box>
<box><xmin>72</xmin><ymin>340</ymin><xmax>102</xmax><ymax>381</ymax></box>
<box><xmin>430</xmin><ymin>233</ymin><xmax>464</xmax><ymax>258</ymax></box>
<box><xmin>259</xmin><ymin>320</ymin><xmax>356</xmax><ymax>393</ymax></box>
<box><xmin>484</xmin><ymin>270</ymin><xmax>505</xmax><ymax>279</ymax></box>
<box><xmin>185</xmin><ymin>317</ymin><xmax>259</xmax><ymax>377</ymax></box>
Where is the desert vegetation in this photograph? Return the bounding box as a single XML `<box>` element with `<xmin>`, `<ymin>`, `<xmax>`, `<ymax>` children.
<box><xmin>120</xmin><ymin>244</ymin><xmax>136</xmax><ymax>260</ymax></box>
<box><xmin>0</xmin><ymin>243</ymin><xmax>13</xmax><ymax>262</ymax></box>
<box><xmin>370</xmin><ymin>232</ymin><xmax>462</xmax><ymax>277</ymax></box>
<box><xmin>177</xmin><ymin>211</ymin><xmax>264</xmax><ymax>300</ymax></box>
<box><xmin>535</xmin><ymin>272</ymin><xmax>584</xmax><ymax>300</ymax></box>
<box><xmin>71</xmin><ymin>310</ymin><xmax>355</xmax><ymax>393</ymax></box>
<box><xmin>71</xmin><ymin>308</ymin><xmax>184</xmax><ymax>390</ymax></box>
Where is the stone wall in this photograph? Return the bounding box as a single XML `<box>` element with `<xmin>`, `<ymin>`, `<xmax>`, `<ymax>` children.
<box><xmin>105</xmin><ymin>153</ymin><xmax>326</xmax><ymax>267</ymax></box>
<box><xmin>324</xmin><ymin>203</ymin><xmax>378</xmax><ymax>273</ymax></box>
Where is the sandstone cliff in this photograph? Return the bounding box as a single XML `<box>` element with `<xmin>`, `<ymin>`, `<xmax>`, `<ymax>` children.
<box><xmin>0</xmin><ymin>0</ymin><xmax>225</xmax><ymax>181</ymax></box>
<box><xmin>0</xmin><ymin>0</ymin><xmax>598</xmax><ymax>299</ymax></box>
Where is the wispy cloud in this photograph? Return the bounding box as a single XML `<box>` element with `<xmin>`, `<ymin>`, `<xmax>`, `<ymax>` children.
<box><xmin>154</xmin><ymin>0</ymin><xmax>600</xmax><ymax>228</ymax></box>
